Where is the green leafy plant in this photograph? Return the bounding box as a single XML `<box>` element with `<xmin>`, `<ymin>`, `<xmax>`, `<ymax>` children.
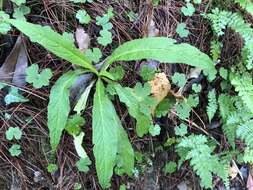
<box><xmin>164</xmin><ymin>161</ymin><xmax>177</xmax><ymax>174</ymax></box>
<box><xmin>5</xmin><ymin>127</ymin><xmax>22</xmax><ymax>140</ymax></box>
<box><xmin>0</xmin><ymin>11</ymin><xmax>216</xmax><ymax>188</ymax></box>
<box><xmin>176</xmin><ymin>135</ymin><xmax>229</xmax><ymax>188</ymax></box>
<box><xmin>9</xmin><ymin>144</ymin><xmax>21</xmax><ymax>156</ymax></box>
<box><xmin>26</xmin><ymin>64</ymin><xmax>52</xmax><ymax>88</ymax></box>
<box><xmin>176</xmin><ymin>23</ymin><xmax>190</xmax><ymax>38</ymax></box>
<box><xmin>4</xmin><ymin>87</ymin><xmax>29</xmax><ymax>105</ymax></box>
<box><xmin>76</xmin><ymin>10</ymin><xmax>91</xmax><ymax>24</ymax></box>
<box><xmin>47</xmin><ymin>163</ymin><xmax>58</xmax><ymax>173</ymax></box>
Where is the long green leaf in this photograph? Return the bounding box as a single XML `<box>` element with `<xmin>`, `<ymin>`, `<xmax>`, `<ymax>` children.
<box><xmin>116</xmin><ymin>125</ymin><xmax>134</xmax><ymax>176</ymax></box>
<box><xmin>92</xmin><ymin>79</ymin><xmax>119</xmax><ymax>188</ymax></box>
<box><xmin>7</xmin><ymin>19</ymin><xmax>97</xmax><ymax>74</ymax></box>
<box><xmin>102</xmin><ymin>37</ymin><xmax>215</xmax><ymax>71</ymax></box>
<box><xmin>48</xmin><ymin>71</ymin><xmax>80</xmax><ymax>150</ymax></box>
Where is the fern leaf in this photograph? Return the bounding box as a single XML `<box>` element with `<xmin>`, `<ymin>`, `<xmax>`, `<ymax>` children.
<box><xmin>230</xmin><ymin>72</ymin><xmax>253</xmax><ymax>113</ymax></box>
<box><xmin>177</xmin><ymin>135</ymin><xmax>229</xmax><ymax>188</ymax></box>
<box><xmin>207</xmin><ymin>89</ymin><xmax>217</xmax><ymax>122</ymax></box>
<box><xmin>237</xmin><ymin>120</ymin><xmax>253</xmax><ymax>149</ymax></box>
<box><xmin>234</xmin><ymin>0</ymin><xmax>253</xmax><ymax>17</ymax></box>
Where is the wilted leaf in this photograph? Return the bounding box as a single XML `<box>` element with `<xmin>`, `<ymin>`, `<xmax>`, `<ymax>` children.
<box><xmin>149</xmin><ymin>73</ymin><xmax>171</xmax><ymax>113</ymax></box>
<box><xmin>74</xmin><ymin>80</ymin><xmax>95</xmax><ymax>114</ymax></box>
<box><xmin>73</xmin><ymin>132</ymin><xmax>88</xmax><ymax>158</ymax></box>
<box><xmin>75</xmin><ymin>27</ymin><xmax>90</xmax><ymax>53</ymax></box>
<box><xmin>229</xmin><ymin>160</ymin><xmax>241</xmax><ymax>180</ymax></box>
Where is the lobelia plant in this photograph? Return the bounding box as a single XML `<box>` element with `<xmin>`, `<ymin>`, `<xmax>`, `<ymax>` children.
<box><xmin>0</xmin><ymin>11</ymin><xmax>216</xmax><ymax>188</ymax></box>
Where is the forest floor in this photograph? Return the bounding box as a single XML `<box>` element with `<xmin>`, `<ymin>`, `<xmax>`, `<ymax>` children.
<box><xmin>0</xmin><ymin>0</ymin><xmax>251</xmax><ymax>190</ymax></box>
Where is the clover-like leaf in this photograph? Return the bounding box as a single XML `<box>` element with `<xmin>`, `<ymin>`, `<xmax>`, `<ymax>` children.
<box><xmin>176</xmin><ymin>23</ymin><xmax>189</xmax><ymax>38</ymax></box>
<box><xmin>6</xmin><ymin>127</ymin><xmax>22</xmax><ymax>141</ymax></box>
<box><xmin>140</xmin><ymin>65</ymin><xmax>156</xmax><ymax>81</ymax></box>
<box><xmin>97</xmin><ymin>29</ymin><xmax>112</xmax><ymax>46</ymax></box>
<box><xmin>85</xmin><ymin>48</ymin><xmax>102</xmax><ymax>63</ymax></box>
<box><xmin>181</xmin><ymin>2</ymin><xmax>195</xmax><ymax>16</ymax></box>
<box><xmin>164</xmin><ymin>161</ymin><xmax>177</xmax><ymax>174</ymax></box>
<box><xmin>4</xmin><ymin>87</ymin><xmax>29</xmax><ymax>105</ymax></box>
<box><xmin>9</xmin><ymin>144</ymin><xmax>21</xmax><ymax>157</ymax></box>
<box><xmin>26</xmin><ymin>64</ymin><xmax>52</xmax><ymax>88</ymax></box>
<box><xmin>47</xmin><ymin>164</ymin><xmax>58</xmax><ymax>173</ymax></box>
<box><xmin>13</xmin><ymin>5</ymin><xmax>31</xmax><ymax>21</ymax></box>
<box><xmin>76</xmin><ymin>157</ymin><xmax>91</xmax><ymax>172</ymax></box>
<box><xmin>0</xmin><ymin>11</ymin><xmax>11</xmax><ymax>34</ymax></box>
<box><xmin>175</xmin><ymin>123</ymin><xmax>188</xmax><ymax>136</ymax></box>
<box><xmin>65</xmin><ymin>114</ymin><xmax>85</xmax><ymax>136</ymax></box>
<box><xmin>76</xmin><ymin>10</ymin><xmax>91</xmax><ymax>24</ymax></box>
<box><xmin>109</xmin><ymin>65</ymin><xmax>125</xmax><ymax>80</ymax></box>
<box><xmin>172</xmin><ymin>72</ymin><xmax>187</xmax><ymax>88</ymax></box>
<box><xmin>149</xmin><ymin>124</ymin><xmax>161</xmax><ymax>136</ymax></box>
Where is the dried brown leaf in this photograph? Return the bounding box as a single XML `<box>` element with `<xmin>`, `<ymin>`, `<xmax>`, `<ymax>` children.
<box><xmin>75</xmin><ymin>27</ymin><xmax>90</xmax><ymax>53</ymax></box>
<box><xmin>0</xmin><ymin>35</ymin><xmax>28</xmax><ymax>86</ymax></box>
<box><xmin>247</xmin><ymin>172</ymin><xmax>253</xmax><ymax>190</ymax></box>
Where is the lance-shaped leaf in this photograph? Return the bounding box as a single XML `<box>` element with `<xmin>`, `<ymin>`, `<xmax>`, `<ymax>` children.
<box><xmin>48</xmin><ymin>71</ymin><xmax>80</xmax><ymax>150</ymax></box>
<box><xmin>6</xmin><ymin>19</ymin><xmax>97</xmax><ymax>74</ymax></box>
<box><xmin>116</xmin><ymin>125</ymin><xmax>134</xmax><ymax>176</ymax></box>
<box><xmin>102</xmin><ymin>37</ymin><xmax>215</xmax><ymax>71</ymax></box>
<box><xmin>92</xmin><ymin>79</ymin><xmax>119</xmax><ymax>188</ymax></box>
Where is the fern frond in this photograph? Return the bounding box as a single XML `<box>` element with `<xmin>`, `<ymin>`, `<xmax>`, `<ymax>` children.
<box><xmin>218</xmin><ymin>94</ymin><xmax>237</xmax><ymax>148</ymax></box>
<box><xmin>230</xmin><ymin>72</ymin><xmax>253</xmax><ymax>113</ymax></box>
<box><xmin>206</xmin><ymin>9</ymin><xmax>253</xmax><ymax>69</ymax></box>
<box><xmin>234</xmin><ymin>0</ymin><xmax>253</xmax><ymax>17</ymax></box>
<box><xmin>207</xmin><ymin>89</ymin><xmax>217</xmax><ymax>122</ymax></box>
<box><xmin>243</xmin><ymin>147</ymin><xmax>253</xmax><ymax>163</ymax></box>
<box><xmin>210</xmin><ymin>40</ymin><xmax>222</xmax><ymax>62</ymax></box>
<box><xmin>236</xmin><ymin>120</ymin><xmax>253</xmax><ymax>148</ymax></box>
<box><xmin>177</xmin><ymin>135</ymin><xmax>229</xmax><ymax>188</ymax></box>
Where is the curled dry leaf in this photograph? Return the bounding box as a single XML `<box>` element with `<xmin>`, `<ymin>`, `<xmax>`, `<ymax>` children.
<box><xmin>147</xmin><ymin>18</ymin><xmax>159</xmax><ymax>37</ymax></box>
<box><xmin>229</xmin><ymin>160</ymin><xmax>242</xmax><ymax>180</ymax></box>
<box><xmin>75</xmin><ymin>27</ymin><xmax>90</xmax><ymax>53</ymax></box>
<box><xmin>149</xmin><ymin>73</ymin><xmax>171</xmax><ymax>113</ymax></box>
<box><xmin>0</xmin><ymin>35</ymin><xmax>28</xmax><ymax>86</ymax></box>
